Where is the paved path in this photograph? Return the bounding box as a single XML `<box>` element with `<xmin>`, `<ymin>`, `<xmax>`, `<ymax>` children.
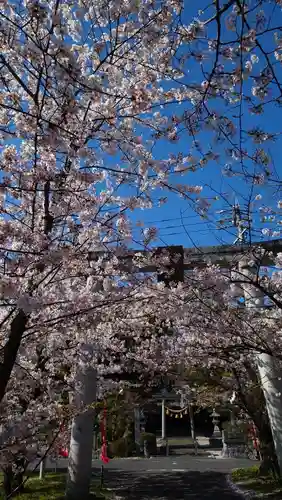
<box><xmin>103</xmin><ymin>470</ymin><xmax>242</xmax><ymax>499</ymax></box>
<box><xmin>37</xmin><ymin>455</ymin><xmax>254</xmax><ymax>498</ymax></box>
<box><xmin>95</xmin><ymin>456</ymin><xmax>253</xmax><ymax>499</ymax></box>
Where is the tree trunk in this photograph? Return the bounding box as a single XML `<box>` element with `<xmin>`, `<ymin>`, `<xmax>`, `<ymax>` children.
<box><xmin>2</xmin><ymin>464</ymin><xmax>25</xmax><ymax>498</ymax></box>
<box><xmin>14</xmin><ymin>471</ymin><xmax>25</xmax><ymax>495</ymax></box>
<box><xmin>255</xmin><ymin>418</ymin><xmax>280</xmax><ymax>478</ymax></box>
<box><xmin>13</xmin><ymin>456</ymin><xmax>26</xmax><ymax>495</ymax></box>
<box><xmin>3</xmin><ymin>466</ymin><xmax>13</xmax><ymax>499</ymax></box>
<box><xmin>236</xmin><ymin>362</ymin><xmax>281</xmax><ymax>477</ymax></box>
<box><xmin>0</xmin><ymin>310</ymin><xmax>27</xmax><ymax>403</ymax></box>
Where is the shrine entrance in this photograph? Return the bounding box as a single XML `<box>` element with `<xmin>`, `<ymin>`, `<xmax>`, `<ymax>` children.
<box><xmin>143</xmin><ymin>400</ymin><xmax>219</xmax><ymax>456</ymax></box>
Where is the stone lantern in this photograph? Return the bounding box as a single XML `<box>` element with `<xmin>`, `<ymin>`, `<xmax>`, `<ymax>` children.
<box><xmin>211</xmin><ymin>408</ymin><xmax>221</xmax><ymax>438</ymax></box>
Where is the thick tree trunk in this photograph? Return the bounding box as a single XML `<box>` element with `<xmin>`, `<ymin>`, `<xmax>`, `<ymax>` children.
<box><xmin>235</xmin><ymin>363</ymin><xmax>280</xmax><ymax>477</ymax></box>
<box><xmin>258</xmin><ymin>425</ymin><xmax>280</xmax><ymax>478</ymax></box>
<box><xmin>0</xmin><ymin>310</ymin><xmax>27</xmax><ymax>403</ymax></box>
<box><xmin>253</xmin><ymin>417</ymin><xmax>280</xmax><ymax>478</ymax></box>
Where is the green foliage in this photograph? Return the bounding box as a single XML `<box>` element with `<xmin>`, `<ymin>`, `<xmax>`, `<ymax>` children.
<box><xmin>231</xmin><ymin>466</ymin><xmax>282</xmax><ymax>497</ymax></box>
<box><xmin>232</xmin><ymin>465</ymin><xmax>260</xmax><ymax>482</ymax></box>
<box><xmin>140</xmin><ymin>432</ymin><xmax>156</xmax><ymax>445</ymax></box>
<box><xmin>0</xmin><ymin>472</ymin><xmax>110</xmax><ymax>500</ymax></box>
<box><xmin>102</xmin><ymin>392</ymin><xmax>134</xmax><ymax>443</ymax></box>
<box><xmin>108</xmin><ymin>434</ymin><xmax>135</xmax><ymax>458</ymax></box>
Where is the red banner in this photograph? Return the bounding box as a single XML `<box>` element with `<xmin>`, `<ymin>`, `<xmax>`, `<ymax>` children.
<box><xmin>100</xmin><ymin>407</ymin><xmax>109</xmax><ymax>464</ymax></box>
<box><xmin>59</xmin><ymin>448</ymin><xmax>69</xmax><ymax>458</ymax></box>
<box><xmin>58</xmin><ymin>422</ymin><xmax>69</xmax><ymax>457</ymax></box>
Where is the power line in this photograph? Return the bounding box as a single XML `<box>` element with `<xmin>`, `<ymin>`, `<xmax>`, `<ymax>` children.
<box><xmin>139</xmin><ymin>214</ymin><xmax>201</xmax><ymax>225</ymax></box>
<box><xmin>155</xmin><ymin>228</ymin><xmax>233</xmax><ymax>237</ymax></box>
<box><xmin>131</xmin><ymin>221</ymin><xmax>219</xmax><ymax>231</ymax></box>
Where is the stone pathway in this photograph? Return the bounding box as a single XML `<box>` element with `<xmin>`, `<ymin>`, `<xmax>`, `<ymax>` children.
<box><xmin>104</xmin><ymin>469</ymin><xmax>243</xmax><ymax>499</ymax></box>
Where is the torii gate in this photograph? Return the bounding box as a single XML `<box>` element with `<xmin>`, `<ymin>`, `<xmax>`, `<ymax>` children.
<box><xmin>89</xmin><ymin>238</ymin><xmax>282</xmax><ymax>273</ymax></box>
<box><xmin>68</xmin><ymin>238</ymin><xmax>282</xmax><ymax>493</ymax></box>
<box><xmin>89</xmin><ymin>238</ymin><xmax>282</xmax><ymax>470</ymax></box>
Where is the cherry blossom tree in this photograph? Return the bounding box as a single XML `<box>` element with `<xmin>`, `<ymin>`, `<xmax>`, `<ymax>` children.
<box><xmin>0</xmin><ymin>0</ymin><xmax>204</xmax><ymax>496</ymax></box>
<box><xmin>164</xmin><ymin>252</ymin><xmax>282</xmax><ymax>473</ymax></box>
<box><xmin>2</xmin><ymin>0</ymin><xmax>282</xmax><ymax>496</ymax></box>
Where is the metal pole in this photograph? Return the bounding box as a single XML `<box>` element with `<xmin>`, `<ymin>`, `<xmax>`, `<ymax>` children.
<box><xmin>39</xmin><ymin>459</ymin><xmax>45</xmax><ymax>480</ymax></box>
<box><xmin>188</xmin><ymin>403</ymin><xmax>198</xmax><ymax>454</ymax></box>
<box><xmin>161</xmin><ymin>399</ymin><xmax>166</xmax><ymax>440</ymax></box>
<box><xmin>188</xmin><ymin>403</ymin><xmax>195</xmax><ymax>441</ymax></box>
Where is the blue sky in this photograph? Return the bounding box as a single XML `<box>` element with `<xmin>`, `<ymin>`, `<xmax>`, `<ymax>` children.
<box><xmin>125</xmin><ymin>0</ymin><xmax>282</xmax><ymax>250</ymax></box>
<box><xmin>3</xmin><ymin>0</ymin><xmax>282</xmax><ymax>252</ymax></box>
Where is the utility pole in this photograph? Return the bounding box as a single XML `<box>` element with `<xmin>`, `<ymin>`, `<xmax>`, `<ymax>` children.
<box><xmin>232</xmin><ymin>201</ymin><xmax>250</xmax><ymax>245</ymax></box>
<box><xmin>232</xmin><ymin>203</ymin><xmax>282</xmax><ymax>472</ymax></box>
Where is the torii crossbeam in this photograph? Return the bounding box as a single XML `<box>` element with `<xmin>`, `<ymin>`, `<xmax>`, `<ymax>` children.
<box><xmin>89</xmin><ymin>238</ymin><xmax>282</xmax><ymax>273</ymax></box>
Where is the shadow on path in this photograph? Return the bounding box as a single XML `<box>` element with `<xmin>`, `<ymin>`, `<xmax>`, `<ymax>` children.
<box><xmin>103</xmin><ymin>469</ymin><xmax>242</xmax><ymax>499</ymax></box>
